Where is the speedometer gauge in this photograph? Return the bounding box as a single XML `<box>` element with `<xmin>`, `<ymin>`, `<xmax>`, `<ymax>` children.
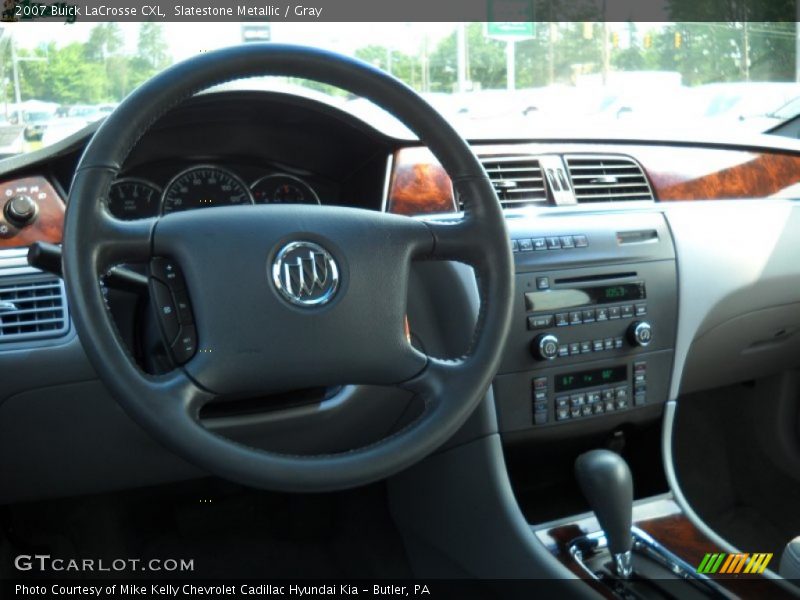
<box><xmin>251</xmin><ymin>174</ymin><xmax>320</xmax><ymax>205</ymax></box>
<box><xmin>108</xmin><ymin>178</ymin><xmax>161</xmax><ymax>220</ymax></box>
<box><xmin>162</xmin><ymin>166</ymin><xmax>253</xmax><ymax>214</ymax></box>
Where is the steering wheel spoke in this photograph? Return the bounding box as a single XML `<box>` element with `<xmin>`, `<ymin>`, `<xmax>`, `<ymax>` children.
<box><xmin>95</xmin><ymin>212</ymin><xmax>155</xmax><ymax>269</ymax></box>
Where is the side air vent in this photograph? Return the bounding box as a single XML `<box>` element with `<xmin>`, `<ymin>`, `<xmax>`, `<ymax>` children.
<box><xmin>479</xmin><ymin>156</ymin><xmax>548</xmax><ymax>208</ymax></box>
<box><xmin>565</xmin><ymin>155</ymin><xmax>654</xmax><ymax>202</ymax></box>
<box><xmin>0</xmin><ymin>273</ymin><xmax>69</xmax><ymax>343</ymax></box>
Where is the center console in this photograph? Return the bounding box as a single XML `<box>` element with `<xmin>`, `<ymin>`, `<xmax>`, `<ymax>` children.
<box><xmin>493</xmin><ymin>210</ymin><xmax>678</xmax><ymax>438</ymax></box>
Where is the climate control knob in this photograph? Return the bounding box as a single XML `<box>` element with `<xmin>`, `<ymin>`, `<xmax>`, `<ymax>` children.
<box><xmin>627</xmin><ymin>321</ymin><xmax>653</xmax><ymax>347</ymax></box>
<box><xmin>532</xmin><ymin>333</ymin><xmax>559</xmax><ymax>361</ymax></box>
<box><xmin>4</xmin><ymin>194</ymin><xmax>38</xmax><ymax>227</ymax></box>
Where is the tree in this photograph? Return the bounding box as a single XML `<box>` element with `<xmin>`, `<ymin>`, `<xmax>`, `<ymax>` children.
<box><xmin>137</xmin><ymin>23</ymin><xmax>170</xmax><ymax>70</ymax></box>
<box><xmin>85</xmin><ymin>23</ymin><xmax>123</xmax><ymax>63</ymax></box>
<box><xmin>429</xmin><ymin>23</ymin><xmax>506</xmax><ymax>92</ymax></box>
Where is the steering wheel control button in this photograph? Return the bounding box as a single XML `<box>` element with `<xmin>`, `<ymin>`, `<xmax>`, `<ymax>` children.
<box><xmin>150</xmin><ymin>257</ymin><xmax>187</xmax><ymax>291</ymax></box>
<box><xmin>628</xmin><ymin>321</ymin><xmax>653</xmax><ymax>347</ymax></box>
<box><xmin>272</xmin><ymin>240</ymin><xmax>340</xmax><ymax>308</ymax></box>
<box><xmin>532</xmin><ymin>333</ymin><xmax>559</xmax><ymax>361</ymax></box>
<box><xmin>150</xmin><ymin>279</ymin><xmax>180</xmax><ymax>344</ymax></box>
<box><xmin>173</xmin><ymin>290</ymin><xmax>194</xmax><ymax>325</ymax></box>
<box><xmin>4</xmin><ymin>194</ymin><xmax>39</xmax><ymax>227</ymax></box>
<box><xmin>171</xmin><ymin>326</ymin><xmax>198</xmax><ymax>364</ymax></box>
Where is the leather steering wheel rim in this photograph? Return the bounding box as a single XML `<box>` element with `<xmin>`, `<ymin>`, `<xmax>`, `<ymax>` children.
<box><xmin>63</xmin><ymin>44</ymin><xmax>514</xmax><ymax>492</ymax></box>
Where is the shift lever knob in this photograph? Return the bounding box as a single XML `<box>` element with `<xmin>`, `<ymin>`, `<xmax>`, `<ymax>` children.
<box><xmin>575</xmin><ymin>449</ymin><xmax>634</xmax><ymax>577</ymax></box>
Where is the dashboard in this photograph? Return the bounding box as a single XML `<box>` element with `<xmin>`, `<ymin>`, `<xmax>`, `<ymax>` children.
<box><xmin>2</xmin><ymin>88</ymin><xmax>800</xmax><ymax>502</ymax></box>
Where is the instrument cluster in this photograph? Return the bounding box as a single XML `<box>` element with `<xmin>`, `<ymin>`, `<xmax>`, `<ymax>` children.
<box><xmin>107</xmin><ymin>164</ymin><xmax>321</xmax><ymax>220</ymax></box>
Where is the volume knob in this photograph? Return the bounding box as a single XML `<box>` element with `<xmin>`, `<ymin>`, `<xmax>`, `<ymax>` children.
<box><xmin>4</xmin><ymin>195</ymin><xmax>38</xmax><ymax>227</ymax></box>
<box><xmin>532</xmin><ymin>333</ymin><xmax>559</xmax><ymax>361</ymax></box>
<box><xmin>627</xmin><ymin>321</ymin><xmax>653</xmax><ymax>347</ymax></box>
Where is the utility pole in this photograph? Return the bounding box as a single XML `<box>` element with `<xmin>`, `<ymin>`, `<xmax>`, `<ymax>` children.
<box><xmin>456</xmin><ymin>23</ymin><xmax>467</xmax><ymax>92</ymax></box>
<box><xmin>742</xmin><ymin>21</ymin><xmax>750</xmax><ymax>82</ymax></box>
<box><xmin>506</xmin><ymin>40</ymin><xmax>515</xmax><ymax>90</ymax></box>
<box><xmin>10</xmin><ymin>30</ymin><xmax>21</xmax><ymax>107</ymax></box>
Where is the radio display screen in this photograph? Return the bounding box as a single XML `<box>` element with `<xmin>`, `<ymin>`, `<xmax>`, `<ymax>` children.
<box><xmin>554</xmin><ymin>365</ymin><xmax>628</xmax><ymax>392</ymax></box>
<box><xmin>525</xmin><ymin>282</ymin><xmax>645</xmax><ymax>312</ymax></box>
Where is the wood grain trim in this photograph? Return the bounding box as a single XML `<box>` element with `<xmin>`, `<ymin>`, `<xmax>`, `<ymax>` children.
<box><xmin>633</xmin><ymin>146</ymin><xmax>800</xmax><ymax>201</ymax></box>
<box><xmin>0</xmin><ymin>176</ymin><xmax>64</xmax><ymax>248</ymax></box>
<box><xmin>535</xmin><ymin>499</ymin><xmax>792</xmax><ymax>597</ymax></box>
<box><xmin>386</xmin><ymin>147</ymin><xmax>455</xmax><ymax>216</ymax></box>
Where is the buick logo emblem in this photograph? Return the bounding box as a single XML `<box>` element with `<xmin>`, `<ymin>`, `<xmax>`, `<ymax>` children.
<box><xmin>272</xmin><ymin>241</ymin><xmax>339</xmax><ymax>307</ymax></box>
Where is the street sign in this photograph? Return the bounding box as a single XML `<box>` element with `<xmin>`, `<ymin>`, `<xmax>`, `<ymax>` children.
<box><xmin>487</xmin><ymin>0</ymin><xmax>535</xmax><ymax>40</ymax></box>
<box><xmin>241</xmin><ymin>24</ymin><xmax>271</xmax><ymax>43</ymax></box>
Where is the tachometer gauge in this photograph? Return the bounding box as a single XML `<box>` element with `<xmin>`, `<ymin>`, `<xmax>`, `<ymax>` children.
<box><xmin>251</xmin><ymin>174</ymin><xmax>320</xmax><ymax>205</ymax></box>
<box><xmin>107</xmin><ymin>179</ymin><xmax>161</xmax><ymax>220</ymax></box>
<box><xmin>162</xmin><ymin>166</ymin><xmax>253</xmax><ymax>214</ymax></box>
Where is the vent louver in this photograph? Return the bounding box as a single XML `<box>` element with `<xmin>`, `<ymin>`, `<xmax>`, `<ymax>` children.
<box><xmin>0</xmin><ymin>275</ymin><xmax>68</xmax><ymax>342</ymax></box>
<box><xmin>565</xmin><ymin>155</ymin><xmax>654</xmax><ymax>202</ymax></box>
<box><xmin>479</xmin><ymin>156</ymin><xmax>548</xmax><ymax>208</ymax></box>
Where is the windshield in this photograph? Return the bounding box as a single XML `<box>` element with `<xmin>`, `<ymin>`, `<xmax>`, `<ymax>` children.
<box><xmin>1</xmin><ymin>21</ymin><xmax>799</xmax><ymax>156</ymax></box>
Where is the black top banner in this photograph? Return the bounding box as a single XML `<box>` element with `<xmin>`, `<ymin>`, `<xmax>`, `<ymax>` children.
<box><xmin>1</xmin><ymin>0</ymin><xmax>799</xmax><ymax>23</ymax></box>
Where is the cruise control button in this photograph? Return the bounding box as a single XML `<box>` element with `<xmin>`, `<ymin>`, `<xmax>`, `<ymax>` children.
<box><xmin>533</xmin><ymin>238</ymin><xmax>547</xmax><ymax>251</ymax></box>
<box><xmin>518</xmin><ymin>238</ymin><xmax>533</xmax><ymax>252</ymax></box>
<box><xmin>150</xmin><ymin>279</ymin><xmax>180</xmax><ymax>344</ymax></box>
<box><xmin>151</xmin><ymin>257</ymin><xmax>187</xmax><ymax>291</ymax></box>
<box><xmin>171</xmin><ymin>325</ymin><xmax>198</xmax><ymax>364</ymax></box>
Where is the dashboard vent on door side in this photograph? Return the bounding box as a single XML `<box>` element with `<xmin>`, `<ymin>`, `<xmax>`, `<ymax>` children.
<box><xmin>565</xmin><ymin>155</ymin><xmax>654</xmax><ymax>203</ymax></box>
<box><xmin>0</xmin><ymin>274</ymin><xmax>69</xmax><ymax>342</ymax></box>
<box><xmin>479</xmin><ymin>155</ymin><xmax>548</xmax><ymax>208</ymax></box>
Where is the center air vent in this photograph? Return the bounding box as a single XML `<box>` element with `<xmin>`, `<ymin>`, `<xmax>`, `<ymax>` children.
<box><xmin>479</xmin><ymin>156</ymin><xmax>547</xmax><ymax>208</ymax></box>
<box><xmin>0</xmin><ymin>275</ymin><xmax>69</xmax><ymax>343</ymax></box>
<box><xmin>565</xmin><ymin>155</ymin><xmax>654</xmax><ymax>202</ymax></box>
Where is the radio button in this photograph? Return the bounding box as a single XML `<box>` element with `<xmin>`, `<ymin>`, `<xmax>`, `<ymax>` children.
<box><xmin>532</xmin><ymin>333</ymin><xmax>559</xmax><ymax>360</ymax></box>
<box><xmin>614</xmin><ymin>337</ymin><xmax>624</xmax><ymax>349</ymax></box>
<box><xmin>593</xmin><ymin>339</ymin><xmax>604</xmax><ymax>352</ymax></box>
<box><xmin>560</xmin><ymin>236</ymin><xmax>575</xmax><ymax>249</ymax></box>
<box><xmin>635</xmin><ymin>303</ymin><xmax>647</xmax><ymax>316</ymax></box>
<box><xmin>569</xmin><ymin>342</ymin><xmax>581</xmax><ymax>355</ymax></box>
<box><xmin>574</xmin><ymin>234</ymin><xmax>588</xmax><ymax>248</ymax></box>
<box><xmin>596</xmin><ymin>308</ymin><xmax>609</xmax><ymax>321</ymax></box>
<box><xmin>536</xmin><ymin>276</ymin><xmax>550</xmax><ymax>290</ymax></box>
<box><xmin>555</xmin><ymin>313</ymin><xmax>569</xmax><ymax>327</ymax></box>
<box><xmin>582</xmin><ymin>309</ymin><xmax>596</xmax><ymax>323</ymax></box>
<box><xmin>621</xmin><ymin>304</ymin><xmax>635</xmax><ymax>318</ymax></box>
<box><xmin>604</xmin><ymin>338</ymin><xmax>614</xmax><ymax>351</ymax></box>
<box><xmin>528</xmin><ymin>315</ymin><xmax>553</xmax><ymax>330</ymax></box>
<box><xmin>546</xmin><ymin>237</ymin><xmax>562</xmax><ymax>249</ymax></box>
<box><xmin>569</xmin><ymin>311</ymin><xmax>583</xmax><ymax>325</ymax></box>
<box><xmin>558</xmin><ymin>344</ymin><xmax>569</xmax><ymax>357</ymax></box>
<box><xmin>628</xmin><ymin>321</ymin><xmax>653</xmax><ymax>347</ymax></box>
<box><xmin>608</xmin><ymin>306</ymin><xmax>621</xmax><ymax>320</ymax></box>
<box><xmin>533</xmin><ymin>238</ymin><xmax>547</xmax><ymax>251</ymax></box>
<box><xmin>518</xmin><ymin>238</ymin><xmax>534</xmax><ymax>252</ymax></box>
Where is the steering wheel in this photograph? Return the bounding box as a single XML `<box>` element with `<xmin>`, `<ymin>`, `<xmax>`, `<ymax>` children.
<box><xmin>63</xmin><ymin>45</ymin><xmax>514</xmax><ymax>492</ymax></box>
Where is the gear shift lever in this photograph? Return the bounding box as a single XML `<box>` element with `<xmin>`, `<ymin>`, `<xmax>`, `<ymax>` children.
<box><xmin>575</xmin><ymin>449</ymin><xmax>634</xmax><ymax>578</ymax></box>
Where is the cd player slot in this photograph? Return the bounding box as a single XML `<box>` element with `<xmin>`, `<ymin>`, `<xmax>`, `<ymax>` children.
<box><xmin>554</xmin><ymin>272</ymin><xmax>637</xmax><ymax>285</ymax></box>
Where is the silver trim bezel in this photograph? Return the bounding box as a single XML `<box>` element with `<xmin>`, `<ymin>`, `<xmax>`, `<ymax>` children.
<box><xmin>108</xmin><ymin>177</ymin><xmax>162</xmax><ymax>220</ymax></box>
<box><xmin>161</xmin><ymin>164</ymin><xmax>254</xmax><ymax>215</ymax></box>
<box><xmin>249</xmin><ymin>172</ymin><xmax>321</xmax><ymax>205</ymax></box>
